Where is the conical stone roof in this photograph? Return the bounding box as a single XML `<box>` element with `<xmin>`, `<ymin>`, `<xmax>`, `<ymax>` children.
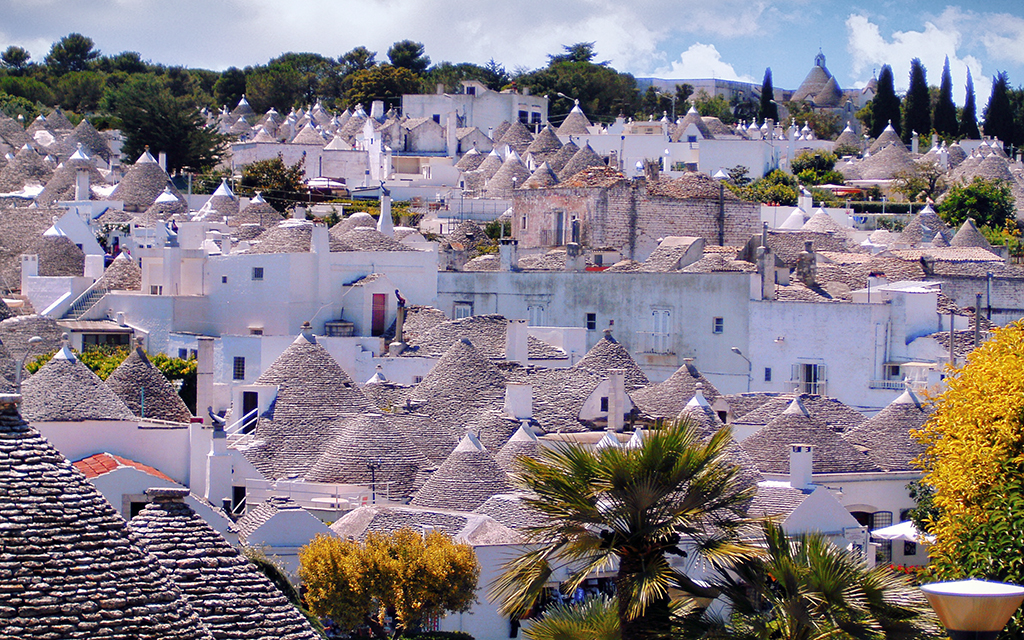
<box><xmin>405</xmin><ymin>339</ymin><xmax>507</xmax><ymax>437</ymax></box>
<box><xmin>0</xmin><ymin>112</ymin><xmax>30</xmax><ymax>148</ymax></box>
<box><xmin>106</xmin><ymin>343</ymin><xmax>192</xmax><ymax>423</ymax></box>
<box><xmin>672</xmin><ymin>105</ymin><xmax>712</xmax><ymax>141</ymax></box>
<box><xmin>496</xmin><ymin>120</ymin><xmax>534</xmax><ymax>156</ymax></box>
<box><xmin>46</xmin><ymin>108</ymin><xmax>74</xmax><ymax>130</ymax></box>
<box><xmin>630</xmin><ymin>361</ymin><xmax>722</xmax><ymax>419</ymax></box>
<box><xmin>949</xmin><ymin>217</ymin><xmax>993</xmax><ymax>249</ymax></box>
<box><xmin>108</xmin><ymin>149</ymin><xmax>187</xmax><ymax>212</ymax></box>
<box><xmin>556</xmin><ymin>102</ymin><xmax>592</xmax><ymax>136</ymax></box>
<box><xmin>491</xmin><ymin>121</ymin><xmax>511</xmax><ymax>145</ymax></box>
<box><xmin>94</xmin><ymin>252</ymin><xmax>143</xmax><ymax>291</ymax></box>
<box><xmin>455</xmin><ymin>147</ymin><xmax>484</xmax><ymax>171</ymax></box>
<box><xmin>574</xmin><ymin>332</ymin><xmax>650</xmax><ymax>391</ymax></box>
<box><xmin>522</xmin><ymin>161</ymin><xmax>559</xmax><ymax>188</ymax></box>
<box><xmin>411</xmin><ymin>432</ymin><xmax>514</xmax><ymax>511</ymax></box>
<box><xmin>834</xmin><ymin>124</ymin><xmax>859</xmax><ymax>148</ymax></box>
<box><xmin>0</xmin><ymin>144</ymin><xmax>52</xmax><ymax>192</ymax></box>
<box><xmin>476</xmin><ymin>149</ymin><xmax>504</xmax><ymax>180</ymax></box>
<box><xmin>36</xmin><ymin>147</ymin><xmax>106</xmax><ymax>205</ymax></box>
<box><xmin>232</xmin><ymin>192</ymin><xmax>283</xmax><ymax>227</ymax></box>
<box><xmin>244</xmin><ymin>327</ymin><xmax>375</xmax><ymax>479</ymax></box>
<box><xmin>842</xmin><ymin>388</ymin><xmax>930</xmax><ymax>471</ymax></box>
<box><xmin>21</xmin><ymin>343</ymin><xmax>134</xmax><ymax>422</ymax></box>
<box><xmin>868</xmin><ymin>123</ymin><xmax>903</xmax><ymax>154</ymax></box>
<box><xmin>0</xmin><ymin>397</ymin><xmax>213</xmax><ymax>639</ymax></box>
<box><xmin>486</xmin><ymin>150</ymin><xmax>532</xmax><ymax>192</ymax></box>
<box><xmin>58</xmin><ymin>118</ymin><xmax>112</xmax><ymax>161</ymax></box>
<box><xmin>557</xmin><ymin>142</ymin><xmax>605</xmax><ymax>181</ymax></box>
<box><xmin>304</xmin><ymin>413</ymin><xmax>432</xmax><ymax>499</ymax></box>
<box><xmin>524</xmin><ymin>124</ymin><xmax>562</xmax><ymax>158</ymax></box>
<box><xmin>128</xmin><ymin>488</ymin><xmax>320</xmax><ymax>640</ymax></box>
<box><xmin>494</xmin><ymin>422</ymin><xmax>541</xmax><ymax>472</ymax></box>
<box><xmin>290</xmin><ymin>122</ymin><xmax>327</xmax><ymax>145</ymax></box>
<box><xmin>546</xmin><ymin>139</ymin><xmax>579</xmax><ymax>174</ymax></box>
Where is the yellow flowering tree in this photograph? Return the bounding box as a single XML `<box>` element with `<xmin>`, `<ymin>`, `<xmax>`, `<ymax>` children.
<box><xmin>914</xmin><ymin>321</ymin><xmax>1024</xmax><ymax>636</ymax></box>
<box><xmin>299</xmin><ymin>528</ymin><xmax>479</xmax><ymax>639</ymax></box>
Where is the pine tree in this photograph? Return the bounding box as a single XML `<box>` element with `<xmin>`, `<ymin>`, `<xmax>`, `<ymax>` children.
<box><xmin>902</xmin><ymin>58</ymin><xmax>931</xmax><ymax>143</ymax></box>
<box><xmin>870</xmin><ymin>64</ymin><xmax>901</xmax><ymax>138</ymax></box>
<box><xmin>758</xmin><ymin>67</ymin><xmax>778</xmax><ymax>124</ymax></box>
<box><xmin>960</xmin><ymin>68</ymin><xmax>981</xmax><ymax>139</ymax></box>
<box><xmin>933</xmin><ymin>56</ymin><xmax>958</xmax><ymax>138</ymax></box>
<box><xmin>983</xmin><ymin>71</ymin><xmax>1014</xmax><ymax>144</ymax></box>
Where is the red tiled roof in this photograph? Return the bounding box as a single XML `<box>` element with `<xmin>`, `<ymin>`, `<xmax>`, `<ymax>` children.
<box><xmin>73</xmin><ymin>452</ymin><xmax>174</xmax><ymax>482</ymax></box>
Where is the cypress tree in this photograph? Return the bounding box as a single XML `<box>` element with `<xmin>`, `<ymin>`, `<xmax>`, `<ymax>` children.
<box><xmin>870</xmin><ymin>64</ymin><xmax>901</xmax><ymax>138</ymax></box>
<box><xmin>758</xmin><ymin>67</ymin><xmax>779</xmax><ymax>124</ymax></box>
<box><xmin>933</xmin><ymin>56</ymin><xmax>958</xmax><ymax>138</ymax></box>
<box><xmin>960</xmin><ymin>68</ymin><xmax>980</xmax><ymax>139</ymax></box>
<box><xmin>983</xmin><ymin>71</ymin><xmax>1014</xmax><ymax>144</ymax></box>
<box><xmin>902</xmin><ymin>58</ymin><xmax>931</xmax><ymax>143</ymax></box>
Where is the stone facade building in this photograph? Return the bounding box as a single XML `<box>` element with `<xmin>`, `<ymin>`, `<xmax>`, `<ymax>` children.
<box><xmin>511</xmin><ymin>167</ymin><xmax>760</xmax><ymax>260</ymax></box>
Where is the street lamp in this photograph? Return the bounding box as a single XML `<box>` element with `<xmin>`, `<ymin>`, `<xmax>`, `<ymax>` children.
<box><xmin>11</xmin><ymin>336</ymin><xmax>43</xmax><ymax>394</ymax></box>
<box><xmin>366</xmin><ymin>458</ymin><xmax>383</xmax><ymax>504</ymax></box>
<box><xmin>921</xmin><ymin>579</ymin><xmax>1024</xmax><ymax>640</ymax></box>
<box><xmin>730</xmin><ymin>346</ymin><xmax>752</xmax><ymax>392</ymax></box>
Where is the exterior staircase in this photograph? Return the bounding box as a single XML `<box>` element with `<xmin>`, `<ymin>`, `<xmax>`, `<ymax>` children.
<box><xmin>61</xmin><ymin>287</ymin><xmax>109</xmax><ymax>320</ymax></box>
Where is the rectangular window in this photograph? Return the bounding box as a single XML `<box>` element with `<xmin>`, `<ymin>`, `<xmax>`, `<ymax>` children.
<box><xmin>221</xmin><ymin>276</ymin><xmax>228</xmax><ymax>283</ymax></box>
<box><xmin>150</xmin><ymin>285</ymin><xmax>162</xmax><ymax>295</ymax></box>
<box><xmin>453</xmin><ymin>302</ymin><xmax>473</xmax><ymax>319</ymax></box>
<box><xmin>528</xmin><ymin>305</ymin><xmax>545</xmax><ymax>326</ymax></box>
<box><xmin>521</xmin><ymin>216</ymin><xmax>527</xmax><ymax>231</ymax></box>
<box><xmin>465</xmin><ymin>86</ymin><xmax>476</xmax><ymax>96</ymax></box>
<box><xmin>585</xmin><ymin>313</ymin><xmax>597</xmax><ymax>331</ymax></box>
<box><xmin>712</xmin><ymin>317</ymin><xmax>724</xmax><ymax>334</ymax></box>
<box><xmin>651</xmin><ymin>309</ymin><xmax>671</xmax><ymax>354</ymax></box>
<box><xmin>792</xmin><ymin>363</ymin><xmax>827</xmax><ymax>395</ymax></box>
<box><xmin>232</xmin><ymin>356</ymin><xmax>245</xmax><ymax>381</ymax></box>
<box><xmin>594</xmin><ymin>253</ymin><xmax>603</xmax><ymax>266</ymax></box>
<box><xmin>249</xmin><ymin>327</ymin><xmax>263</xmax><ymax>335</ymax></box>
<box><xmin>178</xmin><ymin>348</ymin><xmax>188</xmax><ymax>359</ymax></box>
<box><xmin>518</xmin><ymin>110</ymin><xmax>529</xmax><ymax>123</ymax></box>
<box><xmin>600</xmin><ymin>397</ymin><xmax>609</xmax><ymax>412</ymax></box>
<box><xmin>432</xmin><ymin>114</ymin><xmax>441</xmax><ymax>124</ymax></box>
<box><xmin>904</xmin><ymin>541</ymin><xmax>917</xmax><ymax>556</ymax></box>
<box><xmin>413</xmin><ymin>375</ymin><xmax>424</xmax><ymax>384</ymax></box>
<box><xmin>764</xmin><ymin>367</ymin><xmax>772</xmax><ymax>382</ymax></box>
<box><xmin>252</xmin><ymin>267</ymin><xmax>264</xmax><ymax>281</ymax></box>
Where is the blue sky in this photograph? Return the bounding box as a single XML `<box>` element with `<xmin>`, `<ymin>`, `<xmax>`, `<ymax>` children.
<box><xmin>1</xmin><ymin>0</ymin><xmax>1022</xmax><ymax>106</ymax></box>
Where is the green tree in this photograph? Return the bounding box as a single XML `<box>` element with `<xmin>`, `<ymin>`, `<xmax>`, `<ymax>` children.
<box><xmin>738</xmin><ymin>169</ymin><xmax>799</xmax><ymax>206</ymax></box>
<box><xmin>790</xmin><ymin>149</ymin><xmax>843</xmax><ymax>186</ymax></box>
<box><xmin>98</xmin><ymin>51</ymin><xmax>149</xmax><ymax>74</ymax></box>
<box><xmin>213</xmin><ymin>66</ymin><xmax>247</xmax><ymax>109</ymax></box>
<box><xmin>785</xmin><ymin>100</ymin><xmax>842</xmax><ymax>140</ymax></box>
<box><xmin>267</xmin><ymin>52</ymin><xmax>342</xmax><ymax>106</ymax></box>
<box><xmin>983</xmin><ymin>71</ymin><xmax>1015</xmax><ymax>146</ymax></box>
<box><xmin>758</xmin><ymin>67</ymin><xmax>779</xmax><ymax>124</ymax></box>
<box><xmin>937</xmin><ymin>176</ymin><xmax>1015</xmax><ymax>228</ymax></box>
<box><xmin>902</xmin><ymin>58</ymin><xmax>931</xmax><ymax>143</ymax></box>
<box><xmin>423</xmin><ymin>61</ymin><xmax>499</xmax><ymax>94</ymax></box>
<box><xmin>345</xmin><ymin>63</ymin><xmax>420</xmax><ymax>110</ymax></box>
<box><xmin>680</xmin><ymin>521</ymin><xmax>937</xmax><ymax>640</ymax></box>
<box><xmin>692</xmin><ymin>90</ymin><xmax>735</xmax><ymax>124</ymax></box>
<box><xmin>491</xmin><ymin>420</ymin><xmax>756</xmax><ymax>640</ymax></box>
<box><xmin>0</xmin><ymin>46</ymin><xmax>32</xmax><ymax>75</ymax></box>
<box><xmin>891</xmin><ymin>160</ymin><xmax>946</xmax><ymax>203</ymax></box>
<box><xmin>54</xmin><ymin>71</ymin><xmax>106</xmax><ymax>112</ymax></box>
<box><xmin>45</xmin><ymin>32</ymin><xmax>100</xmax><ymax>75</ymax></box>
<box><xmin>871</xmin><ymin>64</ymin><xmax>901</xmax><ymax>138</ymax></box>
<box><xmin>482</xmin><ymin>58</ymin><xmax>510</xmax><ymax>91</ymax></box>
<box><xmin>933</xmin><ymin>56</ymin><xmax>958</xmax><ymax>138</ymax></box>
<box><xmin>103</xmin><ymin>73</ymin><xmax>225</xmax><ymax>173</ymax></box>
<box><xmin>913</xmin><ymin>322</ymin><xmax>1024</xmax><ymax>638</ymax></box>
<box><xmin>299</xmin><ymin>528</ymin><xmax>479</xmax><ymax>639</ymax></box>
<box><xmin>387</xmin><ymin>40</ymin><xmax>430</xmax><ymax>75</ymax></box>
<box><xmin>519</xmin><ymin>44</ymin><xmax>639</xmax><ymax>123</ymax></box>
<box><xmin>960</xmin><ymin>68</ymin><xmax>981</xmax><ymax>139</ymax></box>
<box><xmin>339</xmin><ymin>46</ymin><xmax>377</xmax><ymax>75</ymax></box>
<box><xmin>239</xmin><ymin>154</ymin><xmax>305</xmax><ymax>212</ymax></box>
<box><xmin>0</xmin><ymin>75</ymin><xmax>55</xmax><ymax>106</ymax></box>
<box><xmin>245</xmin><ymin>64</ymin><xmax>304</xmax><ymax>114</ymax></box>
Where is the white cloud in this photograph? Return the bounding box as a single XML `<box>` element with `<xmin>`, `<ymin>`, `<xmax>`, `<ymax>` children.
<box><xmin>655</xmin><ymin>43</ymin><xmax>755</xmax><ymax>81</ymax></box>
<box><xmin>845</xmin><ymin>12</ymin><xmax>989</xmax><ymax>106</ymax></box>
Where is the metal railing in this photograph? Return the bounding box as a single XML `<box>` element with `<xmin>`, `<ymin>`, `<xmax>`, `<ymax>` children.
<box><xmin>789</xmin><ymin>380</ymin><xmax>827</xmax><ymax>396</ymax></box>
<box><xmin>868</xmin><ymin>379</ymin><xmax>907</xmax><ymax>390</ymax></box>
<box><xmin>224</xmin><ymin>407</ymin><xmax>259</xmax><ymax>435</ymax></box>
<box><xmin>61</xmin><ymin>283</ymin><xmax>109</xmax><ymax>319</ymax></box>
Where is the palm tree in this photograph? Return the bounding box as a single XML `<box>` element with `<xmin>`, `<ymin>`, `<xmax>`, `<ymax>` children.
<box><xmin>681</xmin><ymin>521</ymin><xmax>938</xmax><ymax>640</ymax></box>
<box><xmin>490</xmin><ymin>420</ymin><xmax>757</xmax><ymax>640</ymax></box>
<box><xmin>524</xmin><ymin>596</ymin><xmax>620</xmax><ymax>640</ymax></box>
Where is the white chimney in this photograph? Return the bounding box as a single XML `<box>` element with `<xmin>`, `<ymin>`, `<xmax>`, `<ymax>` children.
<box><xmin>789</xmin><ymin>443</ymin><xmax>814</xmax><ymax>489</ymax></box>
<box><xmin>310</xmin><ymin>223</ymin><xmax>329</xmax><ymax>253</ymax></box>
<box><xmin>205</xmin><ymin>427</ymin><xmax>232</xmax><ymax>507</ymax></box>
<box><xmin>157</xmin><ymin>151</ymin><xmax>167</xmax><ymax>171</ymax></box>
<box><xmin>504</xmin><ymin>383</ymin><xmax>533</xmax><ymax>420</ymax></box>
<box><xmin>607</xmin><ymin>369</ymin><xmax>625</xmax><ymax>432</ymax></box>
<box><xmin>75</xmin><ymin>167</ymin><xmax>89</xmax><ymax>201</ymax></box>
<box><xmin>196</xmin><ymin>337</ymin><xmax>214</xmax><ymax>426</ymax></box>
<box><xmin>377</xmin><ymin>194</ymin><xmax>394</xmax><ymax>237</ymax></box>
<box><xmin>446</xmin><ymin>111</ymin><xmax>458</xmax><ymax>157</ymax></box>
<box><xmin>370</xmin><ymin>100</ymin><xmax>385</xmax><ymax>120</ymax></box>
<box><xmin>20</xmin><ymin>255</ymin><xmax>38</xmax><ymax>292</ymax></box>
<box><xmin>505</xmin><ymin>318</ymin><xmax>529</xmax><ymax>365</ymax></box>
<box><xmin>293</xmin><ymin>205</ymin><xmax>306</xmax><ymax>220</ymax></box>
<box><xmin>499</xmin><ymin>239</ymin><xmax>519</xmax><ymax>271</ymax></box>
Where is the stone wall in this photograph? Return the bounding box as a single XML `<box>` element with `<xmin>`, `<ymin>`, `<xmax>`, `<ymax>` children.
<box><xmin>513</xmin><ymin>180</ymin><xmax>760</xmax><ymax>260</ymax></box>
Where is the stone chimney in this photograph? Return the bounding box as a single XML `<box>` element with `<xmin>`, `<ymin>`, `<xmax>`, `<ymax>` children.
<box><xmin>188</xmin><ymin>337</ymin><xmax>215</xmax><ymax>496</ymax></box>
<box><xmin>607</xmin><ymin>369</ymin><xmax>625</xmax><ymax>432</ymax></box>
<box><xmin>499</xmin><ymin>239</ymin><xmax>519</xmax><ymax>271</ymax></box>
<box><xmin>157</xmin><ymin>151</ymin><xmax>167</xmax><ymax>171</ymax></box>
<box><xmin>370</xmin><ymin>100</ymin><xmax>385</xmax><ymax>120</ymax></box>
<box><xmin>292</xmin><ymin>205</ymin><xmax>306</xmax><ymax>220</ymax></box>
<box><xmin>446</xmin><ymin>111</ymin><xmax>458</xmax><ymax>157</ymax></box>
<box><xmin>310</xmin><ymin>223</ymin><xmax>329</xmax><ymax>253</ymax></box>
<box><xmin>643</xmin><ymin>159</ymin><xmax>660</xmax><ymax>183</ymax></box>
<box><xmin>911</xmin><ymin>130</ymin><xmax>919</xmax><ymax>154</ymax></box>
<box><xmin>205</xmin><ymin>422</ymin><xmax>231</xmax><ymax>507</ymax></box>
<box><xmin>505</xmin><ymin>318</ymin><xmax>529</xmax><ymax>365</ymax></box>
<box><xmin>789</xmin><ymin>443</ymin><xmax>814</xmax><ymax>489</ymax></box>
<box><xmin>796</xmin><ymin>240</ymin><xmax>816</xmax><ymax>287</ymax></box>
<box><xmin>377</xmin><ymin>194</ymin><xmax>394</xmax><ymax>237</ymax></box>
<box><xmin>75</xmin><ymin>167</ymin><xmax>90</xmax><ymax>201</ymax></box>
<box><xmin>503</xmin><ymin>383</ymin><xmax>533</xmax><ymax>420</ymax></box>
<box><xmin>196</xmin><ymin>337</ymin><xmax>215</xmax><ymax>426</ymax></box>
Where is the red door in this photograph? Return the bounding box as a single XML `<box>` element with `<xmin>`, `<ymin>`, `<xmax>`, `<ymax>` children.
<box><xmin>371</xmin><ymin>293</ymin><xmax>387</xmax><ymax>336</ymax></box>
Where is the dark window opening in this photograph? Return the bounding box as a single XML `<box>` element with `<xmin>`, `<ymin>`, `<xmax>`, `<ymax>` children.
<box><xmin>765</xmin><ymin>367</ymin><xmax>772</xmax><ymax>382</ymax></box>
<box><xmin>232</xmin><ymin>356</ymin><xmax>245</xmax><ymax>381</ymax></box>
<box><xmin>586</xmin><ymin>313</ymin><xmax>597</xmax><ymax>330</ymax></box>
<box><xmin>600</xmin><ymin>397</ymin><xmax>609</xmax><ymax>412</ymax></box>
<box><xmin>129</xmin><ymin>501</ymin><xmax>149</xmax><ymax>519</ymax></box>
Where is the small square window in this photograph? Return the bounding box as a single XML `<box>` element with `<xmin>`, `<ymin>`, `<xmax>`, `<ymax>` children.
<box><xmin>232</xmin><ymin>356</ymin><xmax>245</xmax><ymax>381</ymax></box>
<box><xmin>149</xmin><ymin>285</ymin><xmax>162</xmax><ymax>295</ymax></box>
<box><xmin>764</xmin><ymin>367</ymin><xmax>772</xmax><ymax>382</ymax></box>
<box><xmin>413</xmin><ymin>375</ymin><xmax>424</xmax><ymax>384</ymax></box>
<box><xmin>454</xmin><ymin>302</ymin><xmax>473</xmax><ymax>319</ymax></box>
<box><xmin>249</xmin><ymin>327</ymin><xmax>263</xmax><ymax>336</ymax></box>
<box><xmin>712</xmin><ymin>317</ymin><xmax>724</xmax><ymax>334</ymax></box>
<box><xmin>252</xmin><ymin>267</ymin><xmax>264</xmax><ymax>281</ymax></box>
<box><xmin>178</xmin><ymin>348</ymin><xmax>188</xmax><ymax>359</ymax></box>
<box><xmin>585</xmin><ymin>313</ymin><xmax>597</xmax><ymax>331</ymax></box>
<box><xmin>221</xmin><ymin>276</ymin><xmax>228</xmax><ymax>283</ymax></box>
<box><xmin>521</xmin><ymin>216</ymin><xmax>527</xmax><ymax>231</ymax></box>
<box><xmin>904</xmin><ymin>541</ymin><xmax>917</xmax><ymax>556</ymax></box>
<box><xmin>600</xmin><ymin>397</ymin><xmax>609</xmax><ymax>412</ymax></box>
